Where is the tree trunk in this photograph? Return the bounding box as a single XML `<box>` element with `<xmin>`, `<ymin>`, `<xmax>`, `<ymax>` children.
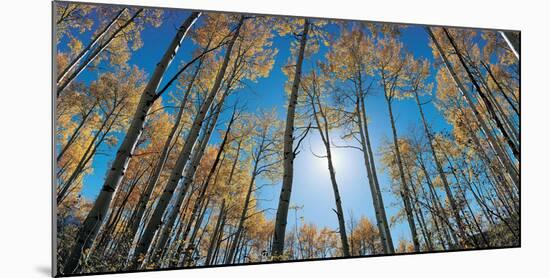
<box><xmin>474</xmin><ymin>64</ymin><xmax>519</xmax><ymax>144</ymax></box>
<box><xmin>426</xmin><ymin>27</ymin><xmax>519</xmax><ymax>191</ymax></box>
<box><xmin>308</xmin><ymin>84</ymin><xmax>350</xmax><ymax>257</ymax></box>
<box><xmin>205</xmin><ymin>200</ymin><xmax>226</xmax><ymax>265</ymax></box>
<box><xmin>151</xmin><ymin>99</ymin><xmax>222</xmax><ymax>263</ymax></box>
<box><xmin>413</xmin><ymin>90</ymin><xmax>468</xmax><ymax>245</ymax></box>
<box><xmin>357</xmin><ymin>94</ymin><xmax>394</xmax><ymax>253</ymax></box>
<box><xmin>272</xmin><ymin>19</ymin><xmax>310</xmax><ymax>259</ymax></box>
<box><xmin>184</xmin><ymin>196</ymin><xmax>210</xmax><ymax>258</ymax></box>
<box><xmin>57</xmin><ymin>102</ymin><xmax>97</xmax><ymax>162</ymax></box>
<box><xmin>443</xmin><ymin>28</ymin><xmax>519</xmax><ymax>161</ymax></box>
<box><xmin>386</xmin><ymin>98</ymin><xmax>420</xmax><ymax>252</ymax></box>
<box><xmin>93</xmin><ymin>167</ymin><xmax>147</xmax><ymax>257</ymax></box>
<box><xmin>499</xmin><ymin>31</ymin><xmax>520</xmax><ymax>60</ymax></box>
<box><xmin>126</xmin><ymin>56</ymin><xmax>202</xmax><ymax>244</ymax></box>
<box><xmin>416</xmin><ymin>168</ymin><xmax>448</xmax><ymax>249</ymax></box>
<box><xmin>62</xmin><ymin>12</ymin><xmax>201</xmax><ymax>274</ymax></box>
<box><xmin>57</xmin><ymin>9</ymin><xmax>144</xmax><ymax>96</ymax></box>
<box><xmin>481</xmin><ymin>61</ymin><xmax>519</xmax><ymax>116</ymax></box>
<box><xmin>57</xmin><ymin>108</ymin><xmax>120</xmax><ymax>205</ymax></box>
<box><xmin>127</xmin><ymin>18</ymin><xmax>243</xmax><ymax>270</ymax></box>
<box><xmin>454</xmin><ymin>102</ymin><xmax>518</xmax><ymax>207</ymax></box>
<box><xmin>225</xmin><ymin>141</ymin><xmax>261</xmax><ymax>264</ymax></box>
<box><xmin>57</xmin><ymin>8</ymin><xmax>127</xmax><ymax>85</ymax></box>
<box><xmin>404</xmin><ymin>162</ymin><xmax>434</xmax><ymax>251</ymax></box>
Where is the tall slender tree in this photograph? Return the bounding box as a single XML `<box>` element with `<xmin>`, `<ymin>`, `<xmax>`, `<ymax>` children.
<box><xmin>303</xmin><ymin>69</ymin><xmax>350</xmax><ymax>256</ymax></box>
<box><xmin>272</xmin><ymin>18</ymin><xmax>310</xmax><ymax>259</ymax></box>
<box><xmin>373</xmin><ymin>36</ymin><xmax>420</xmax><ymax>252</ymax></box>
<box><xmin>326</xmin><ymin>26</ymin><xmax>394</xmax><ymax>253</ymax></box>
<box><xmin>62</xmin><ymin>12</ymin><xmax>201</xmax><ymax>274</ymax></box>
<box><xmin>127</xmin><ymin>16</ymin><xmax>244</xmax><ymax>270</ymax></box>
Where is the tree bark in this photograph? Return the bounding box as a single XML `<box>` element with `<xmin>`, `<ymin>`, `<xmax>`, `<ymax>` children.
<box><xmin>127</xmin><ymin>18</ymin><xmax>243</xmax><ymax>270</ymax></box>
<box><xmin>57</xmin><ymin>8</ymin><xmax>127</xmax><ymax>85</ymax></box>
<box><xmin>272</xmin><ymin>19</ymin><xmax>310</xmax><ymax>259</ymax></box>
<box><xmin>443</xmin><ymin>28</ymin><xmax>519</xmax><ymax>161</ymax></box>
<box><xmin>62</xmin><ymin>12</ymin><xmax>201</xmax><ymax>274</ymax></box>
<box><xmin>150</xmin><ymin>98</ymin><xmax>222</xmax><ymax>263</ymax></box>
<box><xmin>412</xmin><ymin>90</ymin><xmax>468</xmax><ymax>246</ymax></box>
<box><xmin>125</xmin><ymin>59</ymin><xmax>203</xmax><ymax>250</ymax></box>
<box><xmin>385</xmin><ymin>98</ymin><xmax>420</xmax><ymax>252</ymax></box>
<box><xmin>308</xmin><ymin>79</ymin><xmax>350</xmax><ymax>256</ymax></box>
<box><xmin>357</xmin><ymin>94</ymin><xmax>394</xmax><ymax>254</ymax></box>
<box><xmin>57</xmin><ymin>9</ymin><xmax>144</xmax><ymax>96</ymax></box>
<box><xmin>426</xmin><ymin>27</ymin><xmax>519</xmax><ymax>191</ymax></box>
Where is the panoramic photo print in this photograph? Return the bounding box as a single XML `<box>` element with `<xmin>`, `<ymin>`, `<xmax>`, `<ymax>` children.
<box><xmin>54</xmin><ymin>1</ymin><xmax>520</xmax><ymax>276</ymax></box>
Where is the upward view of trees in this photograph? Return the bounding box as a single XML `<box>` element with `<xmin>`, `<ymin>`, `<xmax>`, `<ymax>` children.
<box><xmin>55</xmin><ymin>3</ymin><xmax>520</xmax><ymax>275</ymax></box>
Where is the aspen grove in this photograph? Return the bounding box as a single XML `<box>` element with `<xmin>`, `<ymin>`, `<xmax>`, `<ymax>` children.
<box><xmin>55</xmin><ymin>3</ymin><xmax>520</xmax><ymax>275</ymax></box>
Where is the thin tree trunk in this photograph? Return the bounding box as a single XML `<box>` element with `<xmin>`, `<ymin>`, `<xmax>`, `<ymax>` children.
<box><xmin>127</xmin><ymin>18</ymin><xmax>243</xmax><ymax>270</ymax></box>
<box><xmin>404</xmin><ymin>163</ymin><xmax>434</xmax><ymax>251</ymax></box>
<box><xmin>416</xmin><ymin>154</ymin><xmax>455</xmax><ymax>249</ymax></box>
<box><xmin>205</xmin><ymin>200</ymin><xmax>226</xmax><ymax>266</ymax></box>
<box><xmin>481</xmin><ymin>61</ymin><xmax>519</xmax><ymax>116</ymax></box>
<box><xmin>126</xmin><ymin>56</ymin><xmax>203</xmax><ymax>244</ymax></box>
<box><xmin>499</xmin><ymin>31</ymin><xmax>520</xmax><ymax>60</ymax></box>
<box><xmin>62</xmin><ymin>13</ymin><xmax>201</xmax><ymax>274</ymax></box>
<box><xmin>94</xmin><ymin>167</ymin><xmax>147</xmax><ymax>257</ymax></box>
<box><xmin>132</xmin><ymin>96</ymin><xmax>237</xmax><ymax>270</ymax></box>
<box><xmin>151</xmin><ymin>100</ymin><xmax>222</xmax><ymax>263</ymax></box>
<box><xmin>184</xmin><ymin>196</ymin><xmax>210</xmax><ymax>258</ymax></box>
<box><xmin>413</xmin><ymin>90</ymin><xmax>468</xmax><ymax>245</ymax></box>
<box><xmin>211</xmin><ymin>214</ymin><xmax>228</xmax><ymax>265</ymax></box>
<box><xmin>443</xmin><ymin>28</ymin><xmax>519</xmax><ymax>161</ymax></box>
<box><xmin>426</xmin><ymin>27</ymin><xmax>519</xmax><ymax>191</ymax></box>
<box><xmin>358</xmin><ymin>94</ymin><xmax>394</xmax><ymax>253</ymax></box>
<box><xmin>385</xmin><ymin>98</ymin><xmax>420</xmax><ymax>252</ymax></box>
<box><xmin>308</xmin><ymin>81</ymin><xmax>350</xmax><ymax>256</ymax></box>
<box><xmin>449</xmin><ymin>163</ymin><xmax>489</xmax><ymax>247</ymax></box>
<box><xmin>57</xmin><ymin>108</ymin><xmax>120</xmax><ymax>205</ymax></box>
<box><xmin>190</xmin><ymin>206</ymin><xmax>212</xmax><ymax>263</ymax></box>
<box><xmin>57</xmin><ymin>8</ymin><xmax>127</xmax><ymax>85</ymax></box>
<box><xmin>484</xmin><ymin>80</ymin><xmax>519</xmax><ymax>148</ymax></box>
<box><xmin>416</xmin><ymin>169</ymin><xmax>447</xmax><ymax>249</ymax></box>
<box><xmin>473</xmin><ymin>64</ymin><xmax>519</xmax><ymax>144</ymax></box>
<box><xmin>57</xmin><ymin>102</ymin><xmax>97</xmax><ymax>162</ymax></box>
<box><xmin>272</xmin><ymin>19</ymin><xmax>310</xmax><ymax>259</ymax></box>
<box><xmin>57</xmin><ymin>9</ymin><xmax>144</xmax><ymax>96</ymax></box>
<box><xmin>454</xmin><ymin>102</ymin><xmax>518</xmax><ymax>206</ymax></box>
<box><xmin>225</xmin><ymin>139</ymin><xmax>262</xmax><ymax>263</ymax></box>
<box><xmin>178</xmin><ymin>196</ymin><xmax>211</xmax><ymax>266</ymax></box>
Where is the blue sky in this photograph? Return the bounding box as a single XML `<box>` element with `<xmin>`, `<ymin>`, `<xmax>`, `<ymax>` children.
<box><xmin>61</xmin><ymin>9</ymin><xmax>463</xmax><ymax>246</ymax></box>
